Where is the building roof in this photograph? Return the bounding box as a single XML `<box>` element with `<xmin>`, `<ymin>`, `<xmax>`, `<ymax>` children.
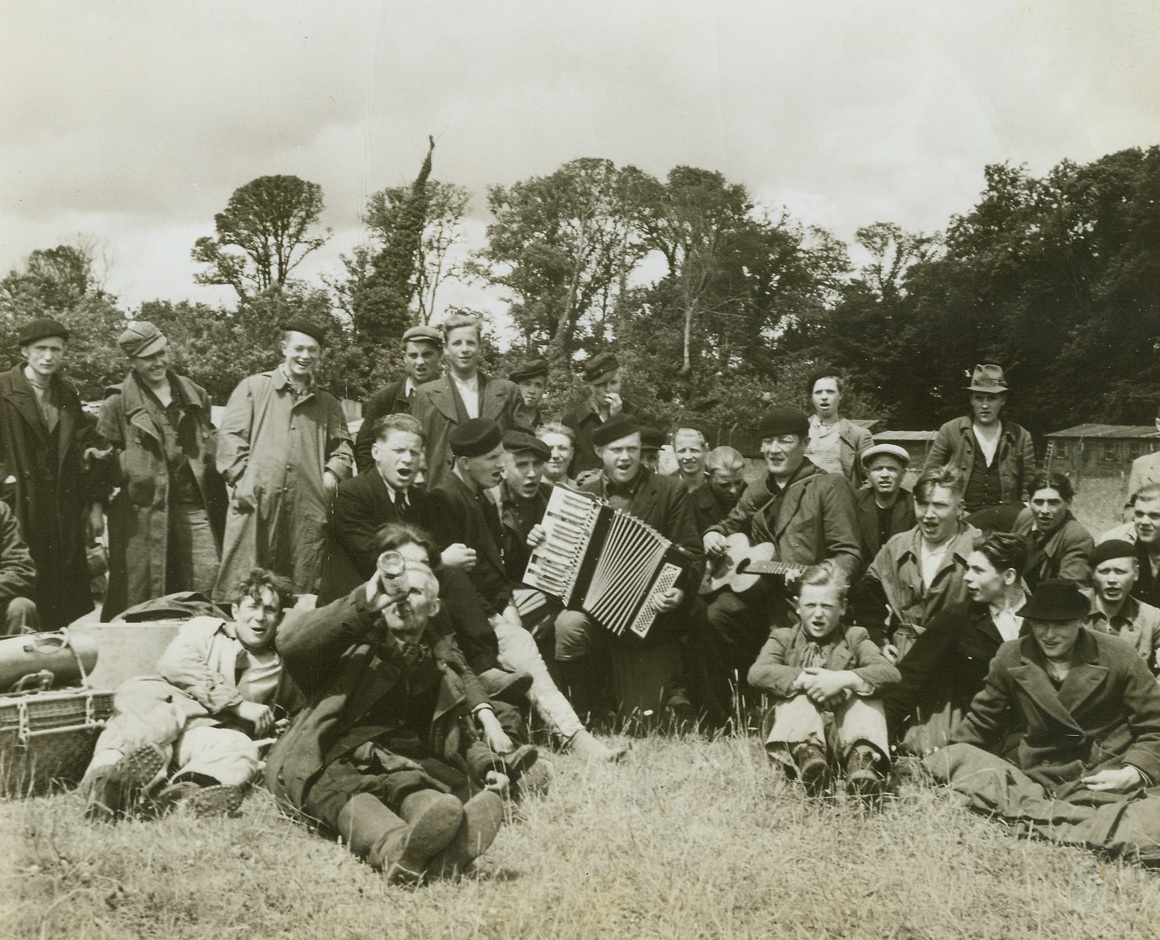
<box><xmin>1047</xmin><ymin>423</ymin><xmax>1160</xmax><ymax>440</ymax></box>
<box><xmin>873</xmin><ymin>430</ymin><xmax>938</xmax><ymax>442</ymax></box>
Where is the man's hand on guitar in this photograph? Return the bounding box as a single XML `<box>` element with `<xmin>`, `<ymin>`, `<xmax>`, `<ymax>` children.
<box><xmin>703</xmin><ymin>531</ymin><xmax>728</xmax><ymax>557</ymax></box>
<box><xmin>655</xmin><ymin>587</ymin><xmax>684</xmax><ymax>612</ymax></box>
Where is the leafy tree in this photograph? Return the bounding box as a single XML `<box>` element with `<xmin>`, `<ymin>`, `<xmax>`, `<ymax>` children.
<box><xmin>192</xmin><ymin>175</ymin><xmax>331</xmax><ymax>299</ymax></box>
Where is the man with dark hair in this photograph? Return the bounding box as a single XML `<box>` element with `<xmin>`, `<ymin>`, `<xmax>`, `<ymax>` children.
<box><xmin>412</xmin><ymin>315</ymin><xmax>520</xmax><ymax>486</ymax></box>
<box><xmin>0</xmin><ymin>318</ymin><xmax>104</xmax><ymax>628</ymax></box>
<box><xmin>214</xmin><ymin>321</ymin><xmax>353</xmax><ymax>599</ymax></box>
<box><xmin>923</xmin><ymin>364</ymin><xmax>1036</xmax><ymax>513</ymax></box>
<box><xmin>509</xmin><ymin>359</ymin><xmax>549</xmax><ymax>432</ymax></box>
<box><xmin>1013</xmin><ymin>470</ymin><xmax>1093</xmax><ymax>590</ymax></box>
<box><xmin>804</xmin><ymin>370</ymin><xmax>872</xmax><ymax>484</ymax></box>
<box><xmin>353</xmin><ymin>325</ymin><xmax>444</xmax><ymax>473</ymax></box>
<box><xmin>691</xmin><ymin>405</ymin><xmax>861</xmax><ymax>723</ymax></box>
<box><xmin>98</xmin><ymin>321</ymin><xmax>227</xmax><ymax>620</ymax></box>
<box><xmin>638</xmin><ymin>426</ymin><xmax>665</xmax><ymax>474</ymax></box>
<box><xmin>1085</xmin><ymin>539</ymin><xmax>1160</xmax><ymax>675</ymax></box>
<box><xmin>561</xmin><ymin>351</ymin><xmax>635</xmax><ymax>478</ymax></box>
<box><xmin>855</xmin><ymin>443</ymin><xmax>916</xmax><ymax>561</ymax></box>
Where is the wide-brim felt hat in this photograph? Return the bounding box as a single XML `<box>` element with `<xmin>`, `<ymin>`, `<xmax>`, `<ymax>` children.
<box><xmin>965</xmin><ymin>363</ymin><xmax>1009</xmax><ymax>393</ymax></box>
<box><xmin>1017</xmin><ymin>578</ymin><xmax>1089</xmax><ymax>621</ymax></box>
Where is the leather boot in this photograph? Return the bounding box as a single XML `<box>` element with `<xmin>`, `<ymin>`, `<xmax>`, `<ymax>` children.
<box><xmin>426</xmin><ymin>790</ymin><xmax>504</xmax><ymax>880</ymax></box>
<box><xmin>338</xmin><ymin>791</ymin><xmax>463</xmax><ymax>885</ymax></box>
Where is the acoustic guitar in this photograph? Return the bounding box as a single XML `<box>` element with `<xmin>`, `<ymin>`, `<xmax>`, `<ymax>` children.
<box><xmin>699</xmin><ymin>533</ymin><xmax>805</xmax><ymax>598</ymax></box>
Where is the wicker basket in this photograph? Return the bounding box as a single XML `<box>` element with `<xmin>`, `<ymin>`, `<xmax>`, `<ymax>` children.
<box><xmin>0</xmin><ymin>687</ymin><xmax>114</xmax><ymax>798</ymax></box>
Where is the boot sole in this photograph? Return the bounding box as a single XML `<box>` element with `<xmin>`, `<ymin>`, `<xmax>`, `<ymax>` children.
<box><xmin>385</xmin><ymin>796</ymin><xmax>466</xmax><ymax>885</ymax></box>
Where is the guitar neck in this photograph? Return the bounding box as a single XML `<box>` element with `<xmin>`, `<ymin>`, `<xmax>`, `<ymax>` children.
<box><xmin>743</xmin><ymin>561</ymin><xmax>801</xmax><ymax>576</ymax></box>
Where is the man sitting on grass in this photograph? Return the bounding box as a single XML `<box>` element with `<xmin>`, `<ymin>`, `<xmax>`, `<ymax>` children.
<box><xmin>80</xmin><ymin>568</ymin><xmax>295</xmax><ymax>820</ymax></box>
<box><xmin>748</xmin><ymin>561</ymin><xmax>900</xmax><ymax>799</ymax></box>
<box><xmin>264</xmin><ymin>555</ymin><xmax>525</xmax><ymax>885</ymax></box>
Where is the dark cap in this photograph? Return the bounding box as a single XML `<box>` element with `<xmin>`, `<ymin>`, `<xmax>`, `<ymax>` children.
<box><xmin>450</xmin><ymin>418</ymin><xmax>503</xmax><ymax>458</ymax></box>
<box><xmin>402</xmin><ymin>325</ymin><xmax>443</xmax><ymax>348</ymax></box>
<box><xmin>759</xmin><ymin>406</ymin><xmax>809</xmax><ymax>440</ymax></box>
<box><xmin>640</xmin><ymin>427</ymin><xmax>665</xmax><ymax>452</ymax></box>
<box><xmin>1017</xmin><ymin>578</ymin><xmax>1089</xmax><ymax>622</ymax></box>
<box><xmin>509</xmin><ymin>359</ymin><xmax>548</xmax><ymax>383</ymax></box>
<box><xmin>18</xmin><ymin>318</ymin><xmax>69</xmax><ymax>346</ymax></box>
<box><xmin>282</xmin><ymin>319</ymin><xmax>327</xmax><ymax>345</ymax></box>
<box><xmin>1089</xmin><ymin>539</ymin><xmax>1137</xmax><ymax>569</ymax></box>
<box><xmin>671</xmin><ymin>416</ymin><xmax>707</xmax><ymax>439</ymax></box>
<box><xmin>592</xmin><ymin>414</ymin><xmax>641</xmax><ymax>448</ymax></box>
<box><xmin>118</xmin><ymin>321</ymin><xmax>167</xmax><ymax>359</ymax></box>
<box><xmin>583</xmin><ymin>352</ymin><xmax>619</xmax><ymax>382</ymax></box>
<box><xmin>502</xmin><ymin>430</ymin><xmax>550</xmax><ymax>461</ymax></box>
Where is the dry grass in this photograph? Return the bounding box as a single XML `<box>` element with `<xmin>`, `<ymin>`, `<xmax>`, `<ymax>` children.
<box><xmin>2</xmin><ymin>733</ymin><xmax>1158</xmax><ymax>940</ymax></box>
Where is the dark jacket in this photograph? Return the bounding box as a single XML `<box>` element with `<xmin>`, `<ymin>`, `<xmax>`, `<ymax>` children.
<box><xmin>427</xmin><ymin>473</ymin><xmax>511</xmax><ymax>616</ymax></box>
<box><xmin>855</xmin><ymin>486</ymin><xmax>916</xmax><ymax>562</ymax></box>
<box><xmin>953</xmin><ymin>628</ymin><xmax>1160</xmax><ymax>795</ymax></box>
<box><xmin>98</xmin><ymin>370</ymin><xmax>227</xmax><ymax>620</ymax></box>
<box><xmin>560</xmin><ymin>397</ymin><xmax>636</xmax><ymax>478</ymax></box>
<box><xmin>1012</xmin><ymin>508</ymin><xmax>1093</xmax><ymax>590</ymax></box>
<box><xmin>924</xmin><ymin>416</ymin><xmax>1036</xmax><ymax>510</ymax></box>
<box><xmin>748</xmin><ymin>623</ymin><xmax>900</xmax><ymax>698</ymax></box>
<box><xmin>689</xmin><ymin>482</ymin><xmax>738</xmax><ymax>536</ymax></box>
<box><xmin>353</xmin><ymin>377</ymin><xmax>422</xmax><ymax>474</ymax></box>
<box><xmin>264</xmin><ymin>588</ymin><xmax>493</xmax><ymax>814</ymax></box>
<box><xmin>0</xmin><ymin>364</ymin><xmax>101</xmax><ymax>628</ymax></box>
<box><xmin>0</xmin><ymin>500</ymin><xmax>35</xmax><ymax>610</ymax></box>
<box><xmin>498</xmin><ymin>480</ymin><xmax>551</xmax><ymax>582</ymax></box>
<box><xmin>411</xmin><ymin>373</ymin><xmax>520</xmax><ymax>486</ymax></box>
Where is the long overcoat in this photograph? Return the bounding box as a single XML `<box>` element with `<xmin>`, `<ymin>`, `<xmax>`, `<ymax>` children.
<box><xmin>0</xmin><ymin>363</ymin><xmax>99</xmax><ymax>628</ymax></box>
<box><xmin>411</xmin><ymin>372</ymin><xmax>519</xmax><ymax>486</ymax></box>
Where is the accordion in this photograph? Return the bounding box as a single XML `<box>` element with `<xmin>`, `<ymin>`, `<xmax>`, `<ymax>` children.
<box><xmin>522</xmin><ymin>485</ymin><xmax>690</xmax><ymax>639</ymax></box>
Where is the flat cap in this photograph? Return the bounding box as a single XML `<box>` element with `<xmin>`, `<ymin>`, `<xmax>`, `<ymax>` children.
<box><xmin>759</xmin><ymin>406</ymin><xmax>809</xmax><ymax>440</ymax></box>
<box><xmin>282</xmin><ymin>319</ymin><xmax>327</xmax><ymax>345</ymax></box>
<box><xmin>450</xmin><ymin>418</ymin><xmax>503</xmax><ymax>457</ymax></box>
<box><xmin>592</xmin><ymin>414</ymin><xmax>641</xmax><ymax>448</ymax></box>
<box><xmin>861</xmin><ymin>443</ymin><xmax>910</xmax><ymax>467</ymax></box>
<box><xmin>18</xmin><ymin>318</ymin><xmax>69</xmax><ymax>346</ymax></box>
<box><xmin>583</xmin><ymin>352</ymin><xmax>619</xmax><ymax>382</ymax></box>
<box><xmin>118</xmin><ymin>320</ymin><xmax>167</xmax><ymax>359</ymax></box>
<box><xmin>402</xmin><ymin>325</ymin><xmax>443</xmax><ymax>347</ymax></box>
<box><xmin>502</xmin><ymin>430</ymin><xmax>550</xmax><ymax>461</ymax></box>
<box><xmin>509</xmin><ymin>358</ymin><xmax>548</xmax><ymax>383</ymax></box>
<box><xmin>1089</xmin><ymin>539</ymin><xmax>1137</xmax><ymax>569</ymax></box>
<box><xmin>640</xmin><ymin>427</ymin><xmax>666</xmax><ymax>452</ymax></box>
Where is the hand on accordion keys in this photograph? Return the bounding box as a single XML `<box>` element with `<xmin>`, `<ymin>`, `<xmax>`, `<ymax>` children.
<box><xmin>654</xmin><ymin>586</ymin><xmax>684</xmax><ymax>613</ymax></box>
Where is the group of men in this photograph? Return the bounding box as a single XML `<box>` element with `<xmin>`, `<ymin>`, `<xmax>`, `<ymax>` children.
<box><xmin>9</xmin><ymin>310</ymin><xmax>1160</xmax><ymax>870</ymax></box>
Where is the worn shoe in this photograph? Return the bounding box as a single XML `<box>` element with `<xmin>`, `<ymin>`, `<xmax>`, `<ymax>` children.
<box><xmin>568</xmin><ymin>729</ymin><xmax>628</xmax><ymax>763</ymax></box>
<box><xmin>82</xmin><ymin>744</ymin><xmax>168</xmax><ymax>821</ymax></box>
<box><xmin>846</xmin><ymin>745</ymin><xmax>888</xmax><ymax>801</ymax></box>
<box><xmin>426</xmin><ymin>790</ymin><xmax>505</xmax><ymax>880</ymax></box>
<box><xmin>791</xmin><ymin>743</ymin><xmax>830</xmax><ymax>795</ymax></box>
<box><xmin>513</xmin><ymin>758</ymin><xmax>554</xmax><ymax>800</ymax></box>
<box><xmin>383</xmin><ymin>791</ymin><xmax>466</xmax><ymax>885</ymax></box>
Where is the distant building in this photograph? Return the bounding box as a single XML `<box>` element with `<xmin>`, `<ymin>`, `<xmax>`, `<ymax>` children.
<box><xmin>1046</xmin><ymin>424</ymin><xmax>1160</xmax><ymax>479</ymax></box>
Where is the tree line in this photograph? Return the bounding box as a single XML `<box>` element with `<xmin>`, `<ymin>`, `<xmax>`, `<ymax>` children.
<box><xmin>2</xmin><ymin>143</ymin><xmax>1158</xmax><ymax>439</ymax></box>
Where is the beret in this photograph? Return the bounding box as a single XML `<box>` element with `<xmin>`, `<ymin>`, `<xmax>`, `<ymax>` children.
<box><xmin>1090</xmin><ymin>539</ymin><xmax>1137</xmax><ymax>569</ymax></box>
<box><xmin>18</xmin><ymin>318</ymin><xmax>69</xmax><ymax>346</ymax></box>
<box><xmin>402</xmin><ymin>325</ymin><xmax>443</xmax><ymax>347</ymax></box>
<box><xmin>861</xmin><ymin>443</ymin><xmax>910</xmax><ymax>467</ymax></box>
<box><xmin>118</xmin><ymin>321</ymin><xmax>167</xmax><ymax>359</ymax></box>
<box><xmin>282</xmin><ymin>319</ymin><xmax>327</xmax><ymax>345</ymax></box>
<box><xmin>592</xmin><ymin>414</ymin><xmax>641</xmax><ymax>448</ymax></box>
<box><xmin>759</xmin><ymin>406</ymin><xmax>809</xmax><ymax>440</ymax></box>
<box><xmin>502</xmin><ymin>430</ymin><xmax>551</xmax><ymax>461</ymax></box>
<box><xmin>509</xmin><ymin>358</ymin><xmax>549</xmax><ymax>383</ymax></box>
<box><xmin>450</xmin><ymin>418</ymin><xmax>503</xmax><ymax>457</ymax></box>
<box><xmin>583</xmin><ymin>351</ymin><xmax>619</xmax><ymax>382</ymax></box>
<box><xmin>640</xmin><ymin>427</ymin><xmax>666</xmax><ymax>451</ymax></box>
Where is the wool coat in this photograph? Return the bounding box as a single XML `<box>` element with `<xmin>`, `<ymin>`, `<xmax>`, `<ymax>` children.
<box><xmin>213</xmin><ymin>368</ymin><xmax>352</xmax><ymax>599</ymax></box>
<box><xmin>923</xmin><ymin>415</ymin><xmax>1036</xmax><ymax>509</ymax></box>
<box><xmin>0</xmin><ymin>364</ymin><xmax>100</xmax><ymax>628</ymax></box>
<box><xmin>1012</xmin><ymin>507</ymin><xmax>1094</xmax><ymax>590</ymax></box>
<box><xmin>854</xmin><ymin>486</ymin><xmax>916</xmax><ymax>562</ymax></box>
<box><xmin>98</xmin><ymin>370</ymin><xmax>227</xmax><ymax>619</ymax></box>
<box><xmin>560</xmin><ymin>396</ymin><xmax>637</xmax><ymax>478</ymax></box>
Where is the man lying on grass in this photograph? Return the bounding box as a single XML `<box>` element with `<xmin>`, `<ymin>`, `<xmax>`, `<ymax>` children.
<box><xmin>929</xmin><ymin>578</ymin><xmax>1160</xmax><ymax>864</ymax></box>
<box><xmin>80</xmin><ymin>568</ymin><xmax>296</xmax><ymax>820</ymax></box>
<box><xmin>748</xmin><ymin>561</ymin><xmax>900</xmax><ymax>800</ymax></box>
<box><xmin>265</xmin><ymin>547</ymin><xmax>540</xmax><ymax>885</ymax></box>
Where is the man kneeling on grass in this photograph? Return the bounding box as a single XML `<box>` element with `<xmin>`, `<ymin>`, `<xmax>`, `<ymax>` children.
<box><xmin>264</xmin><ymin>556</ymin><xmax>524</xmax><ymax>885</ymax></box>
<box><xmin>80</xmin><ymin>568</ymin><xmax>295</xmax><ymax>820</ymax></box>
<box><xmin>748</xmin><ymin>561</ymin><xmax>900</xmax><ymax>799</ymax></box>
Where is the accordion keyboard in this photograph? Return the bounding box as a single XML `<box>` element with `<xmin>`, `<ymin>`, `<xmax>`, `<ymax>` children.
<box><xmin>522</xmin><ymin>487</ymin><xmax>602</xmax><ymax>606</ymax></box>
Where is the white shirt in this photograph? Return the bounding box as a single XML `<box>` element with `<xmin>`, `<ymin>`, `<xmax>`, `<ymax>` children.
<box><xmin>452</xmin><ymin>374</ymin><xmax>481</xmax><ymax>419</ymax></box>
<box><xmin>973</xmin><ymin>423</ymin><xmax>1000</xmax><ymax>467</ymax></box>
<box><xmin>989</xmin><ymin>590</ymin><xmax>1026</xmax><ymax>643</ymax></box>
<box><xmin>919</xmin><ymin>539</ymin><xmax>951</xmax><ymax>590</ymax></box>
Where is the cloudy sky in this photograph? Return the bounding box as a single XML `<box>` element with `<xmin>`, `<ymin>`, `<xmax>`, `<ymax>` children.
<box><xmin>2</xmin><ymin>0</ymin><xmax>1158</xmax><ymax>316</ymax></box>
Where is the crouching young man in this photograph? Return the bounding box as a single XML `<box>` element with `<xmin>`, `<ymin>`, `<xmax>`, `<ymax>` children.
<box><xmin>748</xmin><ymin>562</ymin><xmax>900</xmax><ymax>798</ymax></box>
<box><xmin>264</xmin><ymin>558</ymin><xmax>514</xmax><ymax>885</ymax></box>
<box><xmin>80</xmin><ymin>568</ymin><xmax>294</xmax><ymax>820</ymax></box>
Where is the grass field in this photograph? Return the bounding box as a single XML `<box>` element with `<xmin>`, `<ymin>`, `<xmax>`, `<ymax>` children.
<box><xmin>3</xmin><ymin>479</ymin><xmax>1155</xmax><ymax>940</ymax></box>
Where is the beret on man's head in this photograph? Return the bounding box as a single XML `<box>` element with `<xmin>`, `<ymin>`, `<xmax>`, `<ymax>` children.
<box><xmin>509</xmin><ymin>359</ymin><xmax>548</xmax><ymax>383</ymax></box>
<box><xmin>583</xmin><ymin>351</ymin><xmax>619</xmax><ymax>382</ymax></box>
<box><xmin>282</xmin><ymin>319</ymin><xmax>327</xmax><ymax>345</ymax></box>
<box><xmin>1089</xmin><ymin>539</ymin><xmax>1137</xmax><ymax>569</ymax></box>
<box><xmin>640</xmin><ymin>427</ymin><xmax>666</xmax><ymax>452</ymax></box>
<box><xmin>450</xmin><ymin>418</ymin><xmax>503</xmax><ymax>457</ymax></box>
<box><xmin>758</xmin><ymin>406</ymin><xmax>809</xmax><ymax>440</ymax></box>
<box><xmin>502</xmin><ymin>430</ymin><xmax>551</xmax><ymax>461</ymax></box>
<box><xmin>118</xmin><ymin>321</ymin><xmax>167</xmax><ymax>359</ymax></box>
<box><xmin>592</xmin><ymin>414</ymin><xmax>641</xmax><ymax>448</ymax></box>
<box><xmin>402</xmin><ymin>325</ymin><xmax>443</xmax><ymax>347</ymax></box>
<box><xmin>18</xmin><ymin>318</ymin><xmax>69</xmax><ymax>346</ymax></box>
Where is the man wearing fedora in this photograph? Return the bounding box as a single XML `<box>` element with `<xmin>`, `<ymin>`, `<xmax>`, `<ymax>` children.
<box><xmin>98</xmin><ymin>321</ymin><xmax>227</xmax><ymax>619</ymax></box>
<box><xmin>923</xmin><ymin>364</ymin><xmax>1036</xmax><ymax>514</ymax></box>
<box><xmin>353</xmin><ymin>324</ymin><xmax>444</xmax><ymax>475</ymax></box>
<box><xmin>929</xmin><ymin>578</ymin><xmax>1160</xmax><ymax>863</ymax></box>
<box><xmin>214</xmin><ymin>320</ymin><xmax>353</xmax><ymax>600</ymax></box>
<box><xmin>509</xmin><ymin>359</ymin><xmax>549</xmax><ymax>432</ymax></box>
<box><xmin>561</xmin><ymin>351</ymin><xmax>636</xmax><ymax>479</ymax></box>
<box><xmin>855</xmin><ymin>442</ymin><xmax>917</xmax><ymax>561</ymax></box>
<box><xmin>0</xmin><ymin>318</ymin><xmax>104</xmax><ymax>628</ymax></box>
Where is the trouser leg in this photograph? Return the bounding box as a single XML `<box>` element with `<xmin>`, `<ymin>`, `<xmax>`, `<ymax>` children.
<box><xmin>689</xmin><ymin>590</ymin><xmax>769</xmax><ymax>722</ymax></box>
<box><xmin>494</xmin><ymin>615</ymin><xmax>584</xmax><ymax>739</ymax></box>
<box><xmin>171</xmin><ymin>726</ymin><xmax>260</xmax><ymax>787</ymax></box>
<box><xmin>834</xmin><ymin>697</ymin><xmax>891</xmax><ymax>761</ymax></box>
<box><xmin>168</xmin><ymin>504</ymin><xmax>221</xmax><ymax>596</ymax></box>
<box><xmin>1</xmin><ymin>597</ymin><xmax>39</xmax><ymax>636</ymax></box>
